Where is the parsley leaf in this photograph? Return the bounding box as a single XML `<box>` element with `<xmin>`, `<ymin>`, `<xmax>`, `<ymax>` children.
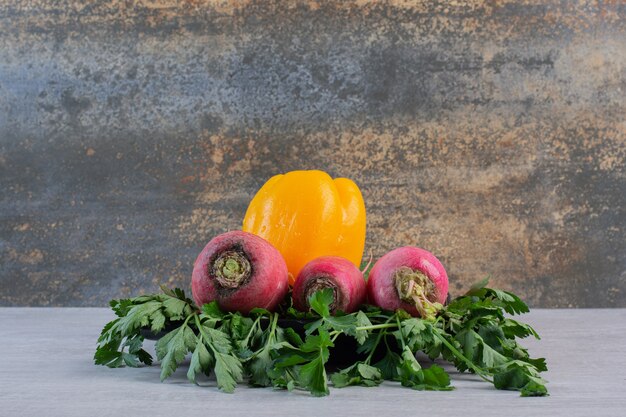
<box><xmin>245</xmin><ymin>314</ymin><xmax>287</xmax><ymax>387</ymax></box>
<box><xmin>439</xmin><ymin>283</ymin><xmax>548</xmax><ymax>395</ymax></box>
<box><xmin>193</xmin><ymin>314</ymin><xmax>243</xmax><ymax>393</ymax></box>
<box><xmin>187</xmin><ymin>337</ymin><xmax>213</xmax><ymax>384</ymax></box>
<box><xmin>331</xmin><ymin>362</ymin><xmax>383</xmax><ymax>388</ymax></box>
<box><xmin>214</xmin><ymin>351</ymin><xmax>244</xmax><ymax>393</ymax></box>
<box><xmin>155</xmin><ymin>321</ymin><xmax>196</xmax><ymax>381</ymax></box>
<box><xmin>308</xmin><ymin>288</ymin><xmax>334</xmax><ymax>317</ymax></box>
<box><xmin>95</xmin><ymin>287</ymin><xmax>196</xmax><ymax>369</ymax></box>
<box><xmin>297</xmin><ymin>328</ymin><xmax>333</xmax><ymax>396</ymax></box>
<box><xmin>397</xmin><ymin>346</ymin><xmax>452</xmax><ymax>391</ymax></box>
<box><xmin>493</xmin><ymin>361</ymin><xmax>548</xmax><ymax>397</ymax></box>
<box><xmin>373</xmin><ymin>348</ymin><xmax>402</xmax><ymax>380</ymax></box>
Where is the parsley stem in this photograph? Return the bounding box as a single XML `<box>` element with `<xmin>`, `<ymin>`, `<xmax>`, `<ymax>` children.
<box><xmin>183</xmin><ymin>313</ymin><xmax>195</xmax><ymax>328</ymax></box>
<box><xmin>395</xmin><ymin>315</ymin><xmax>406</xmax><ymax>348</ymax></box>
<box><xmin>245</xmin><ymin>313</ymin><xmax>279</xmax><ymax>361</ymax></box>
<box><xmin>364</xmin><ymin>315</ymin><xmax>395</xmax><ymax>364</ymax></box>
<box><xmin>268</xmin><ymin>313</ymin><xmax>279</xmax><ymax>343</ymax></box>
<box><xmin>432</xmin><ymin>330</ymin><xmax>492</xmax><ymax>383</ymax></box>
<box><xmin>355</xmin><ymin>323</ymin><xmax>398</xmax><ymax>331</ymax></box>
<box><xmin>240</xmin><ymin>316</ymin><xmax>262</xmax><ymax>348</ymax></box>
<box><xmin>194</xmin><ymin>315</ymin><xmax>217</xmax><ymax>354</ymax></box>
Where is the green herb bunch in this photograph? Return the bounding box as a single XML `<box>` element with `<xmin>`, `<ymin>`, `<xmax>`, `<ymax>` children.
<box><xmin>95</xmin><ymin>281</ymin><xmax>548</xmax><ymax>397</ymax></box>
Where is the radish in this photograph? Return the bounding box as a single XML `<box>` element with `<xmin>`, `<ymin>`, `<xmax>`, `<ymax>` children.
<box><xmin>292</xmin><ymin>256</ymin><xmax>366</xmax><ymax>314</ymax></box>
<box><xmin>191</xmin><ymin>231</ymin><xmax>289</xmax><ymax>314</ymax></box>
<box><xmin>367</xmin><ymin>247</ymin><xmax>448</xmax><ymax>319</ymax></box>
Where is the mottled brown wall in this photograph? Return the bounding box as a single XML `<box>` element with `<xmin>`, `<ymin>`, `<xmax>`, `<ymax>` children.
<box><xmin>1</xmin><ymin>1</ymin><xmax>625</xmax><ymax>307</ymax></box>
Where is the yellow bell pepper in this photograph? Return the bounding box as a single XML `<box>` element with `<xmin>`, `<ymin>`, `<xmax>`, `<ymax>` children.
<box><xmin>242</xmin><ymin>170</ymin><xmax>366</xmax><ymax>285</ymax></box>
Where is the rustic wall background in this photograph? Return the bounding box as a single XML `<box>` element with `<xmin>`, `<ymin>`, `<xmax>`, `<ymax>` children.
<box><xmin>1</xmin><ymin>1</ymin><xmax>624</xmax><ymax>307</ymax></box>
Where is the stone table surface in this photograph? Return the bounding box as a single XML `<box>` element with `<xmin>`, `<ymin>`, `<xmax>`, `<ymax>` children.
<box><xmin>1</xmin><ymin>308</ymin><xmax>625</xmax><ymax>417</ymax></box>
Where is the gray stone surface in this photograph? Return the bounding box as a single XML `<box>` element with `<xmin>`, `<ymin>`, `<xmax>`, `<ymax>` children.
<box><xmin>1</xmin><ymin>307</ymin><xmax>625</xmax><ymax>417</ymax></box>
<box><xmin>0</xmin><ymin>1</ymin><xmax>625</xmax><ymax>306</ymax></box>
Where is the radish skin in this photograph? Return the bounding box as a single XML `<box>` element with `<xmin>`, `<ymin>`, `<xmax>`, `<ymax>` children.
<box><xmin>293</xmin><ymin>256</ymin><xmax>366</xmax><ymax>313</ymax></box>
<box><xmin>367</xmin><ymin>247</ymin><xmax>449</xmax><ymax>318</ymax></box>
<box><xmin>191</xmin><ymin>231</ymin><xmax>289</xmax><ymax>314</ymax></box>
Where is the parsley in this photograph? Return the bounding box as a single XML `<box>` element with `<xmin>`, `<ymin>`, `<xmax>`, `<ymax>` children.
<box><xmin>95</xmin><ymin>281</ymin><xmax>548</xmax><ymax>396</ymax></box>
<box><xmin>243</xmin><ymin>312</ymin><xmax>287</xmax><ymax>387</ymax></box>
<box><xmin>156</xmin><ymin>318</ymin><xmax>196</xmax><ymax>381</ymax></box>
<box><xmin>95</xmin><ymin>288</ymin><xmax>195</xmax><ymax>369</ymax></box>
<box><xmin>188</xmin><ymin>306</ymin><xmax>244</xmax><ymax>392</ymax></box>
<box><xmin>331</xmin><ymin>362</ymin><xmax>383</xmax><ymax>387</ymax></box>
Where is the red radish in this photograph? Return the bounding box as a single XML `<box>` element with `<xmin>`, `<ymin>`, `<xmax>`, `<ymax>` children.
<box><xmin>191</xmin><ymin>231</ymin><xmax>289</xmax><ymax>314</ymax></box>
<box><xmin>367</xmin><ymin>247</ymin><xmax>448</xmax><ymax>319</ymax></box>
<box><xmin>292</xmin><ymin>256</ymin><xmax>366</xmax><ymax>313</ymax></box>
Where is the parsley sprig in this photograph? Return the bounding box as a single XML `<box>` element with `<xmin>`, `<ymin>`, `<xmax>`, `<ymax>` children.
<box><xmin>95</xmin><ymin>280</ymin><xmax>548</xmax><ymax>396</ymax></box>
<box><xmin>94</xmin><ymin>286</ymin><xmax>195</xmax><ymax>368</ymax></box>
